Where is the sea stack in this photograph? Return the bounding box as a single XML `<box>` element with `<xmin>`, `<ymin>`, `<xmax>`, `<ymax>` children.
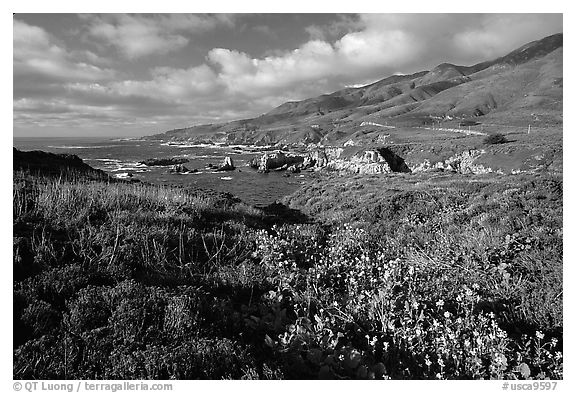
<box><xmin>217</xmin><ymin>156</ymin><xmax>235</xmax><ymax>171</ymax></box>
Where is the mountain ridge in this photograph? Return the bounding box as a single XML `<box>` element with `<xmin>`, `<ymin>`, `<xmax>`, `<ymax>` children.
<box><xmin>149</xmin><ymin>33</ymin><xmax>562</xmax><ymax>146</ymax></box>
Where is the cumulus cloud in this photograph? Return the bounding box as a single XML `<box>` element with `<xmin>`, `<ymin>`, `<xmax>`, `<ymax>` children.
<box><xmin>14</xmin><ymin>14</ymin><xmax>562</xmax><ymax>136</ymax></box>
<box><xmin>202</xmin><ymin>13</ymin><xmax>562</xmax><ymax>103</ymax></box>
<box><xmin>82</xmin><ymin>14</ymin><xmax>236</xmax><ymax>58</ymax></box>
<box><xmin>111</xmin><ymin>65</ymin><xmax>221</xmax><ymax>99</ymax></box>
<box><xmin>14</xmin><ymin>19</ymin><xmax>115</xmax><ymax>85</ymax></box>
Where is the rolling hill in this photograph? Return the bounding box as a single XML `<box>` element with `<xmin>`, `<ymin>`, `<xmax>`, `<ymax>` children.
<box><xmin>149</xmin><ymin>33</ymin><xmax>562</xmax><ymax>147</ymax></box>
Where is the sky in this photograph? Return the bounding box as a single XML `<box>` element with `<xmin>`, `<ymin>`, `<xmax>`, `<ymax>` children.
<box><xmin>13</xmin><ymin>13</ymin><xmax>563</xmax><ymax>137</ymax></box>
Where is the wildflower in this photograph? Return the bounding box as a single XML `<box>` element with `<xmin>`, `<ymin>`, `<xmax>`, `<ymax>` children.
<box><xmin>437</xmin><ymin>358</ymin><xmax>445</xmax><ymax>368</ymax></box>
<box><xmin>444</xmin><ymin>311</ymin><xmax>451</xmax><ymax>319</ymax></box>
<box><xmin>536</xmin><ymin>331</ymin><xmax>545</xmax><ymax>340</ymax></box>
<box><xmin>551</xmin><ymin>338</ymin><xmax>558</xmax><ymax>347</ymax></box>
<box><xmin>436</xmin><ymin>299</ymin><xmax>445</xmax><ymax>307</ymax></box>
<box><xmin>472</xmin><ymin>283</ymin><xmax>480</xmax><ymax>290</ymax></box>
<box><xmin>555</xmin><ymin>352</ymin><xmax>563</xmax><ymax>360</ymax></box>
<box><xmin>424</xmin><ymin>356</ymin><xmax>432</xmax><ymax>367</ymax></box>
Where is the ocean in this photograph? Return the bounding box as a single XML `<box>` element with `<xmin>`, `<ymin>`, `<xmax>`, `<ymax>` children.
<box><xmin>13</xmin><ymin>137</ymin><xmax>310</xmax><ymax>207</ymax></box>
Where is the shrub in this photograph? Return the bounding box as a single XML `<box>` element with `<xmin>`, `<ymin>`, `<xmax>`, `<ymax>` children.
<box><xmin>13</xmin><ymin>170</ymin><xmax>562</xmax><ymax>379</ymax></box>
<box><xmin>484</xmin><ymin>133</ymin><xmax>508</xmax><ymax>145</ymax></box>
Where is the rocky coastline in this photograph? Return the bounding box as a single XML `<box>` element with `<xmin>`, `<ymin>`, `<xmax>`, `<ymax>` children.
<box><xmin>135</xmin><ymin>129</ymin><xmax>564</xmax><ymax>179</ymax></box>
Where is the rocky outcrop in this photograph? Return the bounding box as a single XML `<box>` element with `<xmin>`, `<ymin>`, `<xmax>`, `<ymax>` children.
<box><xmin>217</xmin><ymin>156</ymin><xmax>236</xmax><ymax>171</ymax></box>
<box><xmin>249</xmin><ymin>146</ymin><xmax>411</xmax><ymax>175</ymax></box>
<box><xmin>257</xmin><ymin>151</ymin><xmax>304</xmax><ymax>172</ymax></box>
<box><xmin>324</xmin><ymin>149</ymin><xmax>393</xmax><ymax>174</ymax></box>
<box><xmin>410</xmin><ymin>149</ymin><xmax>494</xmax><ymax>174</ymax></box>
<box><xmin>140</xmin><ymin>157</ymin><xmax>189</xmax><ymax>166</ymax></box>
<box><xmin>168</xmin><ymin>164</ymin><xmax>190</xmax><ymax>174</ymax></box>
<box><xmin>305</xmin><ymin>149</ymin><xmax>329</xmax><ymax>168</ymax></box>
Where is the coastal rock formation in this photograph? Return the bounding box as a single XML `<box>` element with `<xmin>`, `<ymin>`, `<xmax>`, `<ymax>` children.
<box><xmin>217</xmin><ymin>156</ymin><xmax>236</xmax><ymax>171</ymax></box>
<box><xmin>249</xmin><ymin>146</ymin><xmax>411</xmax><ymax>175</ymax></box>
<box><xmin>258</xmin><ymin>151</ymin><xmax>304</xmax><ymax>172</ymax></box>
<box><xmin>410</xmin><ymin>149</ymin><xmax>494</xmax><ymax>174</ymax></box>
<box><xmin>140</xmin><ymin>157</ymin><xmax>189</xmax><ymax>166</ymax></box>
<box><xmin>324</xmin><ymin>149</ymin><xmax>393</xmax><ymax>174</ymax></box>
<box><xmin>168</xmin><ymin>164</ymin><xmax>190</xmax><ymax>174</ymax></box>
<box><xmin>304</xmin><ymin>150</ymin><xmax>329</xmax><ymax>168</ymax></box>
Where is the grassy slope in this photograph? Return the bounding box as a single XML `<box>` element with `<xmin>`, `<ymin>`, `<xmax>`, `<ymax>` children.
<box><xmin>283</xmin><ymin>171</ymin><xmax>562</xmax><ymax>330</ymax></box>
<box><xmin>13</xmin><ymin>170</ymin><xmax>299</xmax><ymax>379</ymax></box>
<box><xmin>13</xmin><ymin>163</ymin><xmax>563</xmax><ymax>379</ymax></box>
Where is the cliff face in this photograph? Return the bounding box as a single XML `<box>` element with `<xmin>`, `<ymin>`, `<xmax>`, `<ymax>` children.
<box><xmin>250</xmin><ymin>147</ymin><xmax>411</xmax><ymax>175</ymax></box>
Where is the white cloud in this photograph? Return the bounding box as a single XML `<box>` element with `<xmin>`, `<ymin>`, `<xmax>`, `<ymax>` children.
<box><xmin>110</xmin><ymin>64</ymin><xmax>221</xmax><ymax>99</ymax></box>
<box><xmin>202</xmin><ymin>13</ymin><xmax>562</xmax><ymax>103</ymax></box>
<box><xmin>14</xmin><ymin>14</ymin><xmax>563</xmax><ymax>136</ymax></box>
<box><xmin>208</xmin><ymin>40</ymin><xmax>339</xmax><ymax>96</ymax></box>
<box><xmin>13</xmin><ymin>19</ymin><xmax>115</xmax><ymax>83</ymax></box>
<box><xmin>82</xmin><ymin>14</ymin><xmax>236</xmax><ymax>58</ymax></box>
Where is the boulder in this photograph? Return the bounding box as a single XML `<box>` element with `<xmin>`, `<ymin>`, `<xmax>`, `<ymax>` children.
<box><xmin>287</xmin><ymin>165</ymin><xmax>301</xmax><ymax>173</ymax></box>
<box><xmin>168</xmin><ymin>164</ymin><xmax>190</xmax><ymax>174</ymax></box>
<box><xmin>217</xmin><ymin>156</ymin><xmax>235</xmax><ymax>171</ymax></box>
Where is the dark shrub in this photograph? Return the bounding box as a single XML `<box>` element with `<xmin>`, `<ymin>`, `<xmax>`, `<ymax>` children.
<box><xmin>21</xmin><ymin>299</ymin><xmax>61</xmax><ymax>338</ymax></box>
<box><xmin>484</xmin><ymin>133</ymin><xmax>508</xmax><ymax>145</ymax></box>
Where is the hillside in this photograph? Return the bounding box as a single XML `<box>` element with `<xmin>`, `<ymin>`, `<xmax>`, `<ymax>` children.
<box><xmin>13</xmin><ymin>148</ymin><xmax>110</xmax><ymax>180</ymax></box>
<box><xmin>148</xmin><ymin>33</ymin><xmax>562</xmax><ymax>147</ymax></box>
